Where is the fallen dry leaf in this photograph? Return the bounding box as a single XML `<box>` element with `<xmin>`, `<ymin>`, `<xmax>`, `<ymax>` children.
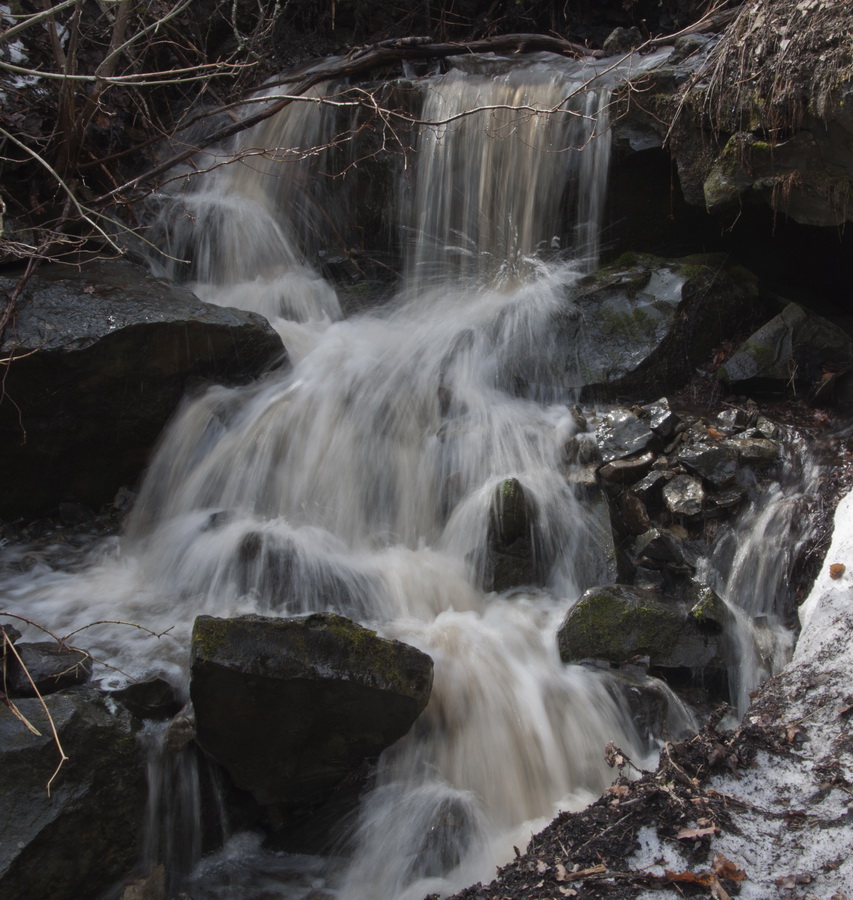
<box><xmin>785</xmin><ymin>723</ymin><xmax>805</xmax><ymax>743</ymax></box>
<box><xmin>676</xmin><ymin>825</ymin><xmax>719</xmax><ymax>840</ymax></box>
<box><xmin>606</xmin><ymin>783</ymin><xmax>630</xmax><ymax>798</ymax></box>
<box><xmin>775</xmin><ymin>873</ymin><xmax>813</xmax><ymax>888</ymax></box>
<box><xmin>604</xmin><ymin>741</ymin><xmax>625</xmax><ymax>768</ymax></box>
<box><xmin>712</xmin><ymin>852</ymin><xmax>746</xmax><ymax>882</ymax></box>
<box><xmin>536</xmin><ymin>860</ymin><xmax>547</xmax><ymax>874</ymax></box>
<box><xmin>665</xmin><ymin>870</ymin><xmax>714</xmax><ymax>886</ymax></box>
<box><xmin>711</xmin><ymin>876</ymin><xmax>731</xmax><ymax>900</ymax></box>
<box><xmin>829</xmin><ymin>563</ymin><xmax>845</xmax><ymax>579</ymax></box>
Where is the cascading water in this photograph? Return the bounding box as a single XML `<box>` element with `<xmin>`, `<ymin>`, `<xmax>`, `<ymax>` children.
<box><xmin>698</xmin><ymin>429</ymin><xmax>821</xmax><ymax>715</ymax></box>
<box><xmin>0</xmin><ymin>49</ymin><xmax>820</xmax><ymax>900</ymax></box>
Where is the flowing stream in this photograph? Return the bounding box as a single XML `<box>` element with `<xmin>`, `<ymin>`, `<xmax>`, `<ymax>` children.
<box><xmin>0</xmin><ymin>51</ymin><xmax>821</xmax><ymax>899</ymax></box>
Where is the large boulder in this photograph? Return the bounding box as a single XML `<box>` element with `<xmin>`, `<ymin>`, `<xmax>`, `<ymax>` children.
<box><xmin>0</xmin><ymin>691</ymin><xmax>145</xmax><ymax>900</ymax></box>
<box><xmin>557</xmin><ymin>582</ymin><xmax>733</xmax><ymax>672</ymax></box>
<box><xmin>480</xmin><ymin>477</ymin><xmax>542</xmax><ymax>593</ymax></box>
<box><xmin>512</xmin><ymin>255</ymin><xmax>758</xmax><ymax>400</ymax></box>
<box><xmin>0</xmin><ymin>259</ymin><xmax>284</xmax><ymax>518</ymax></box>
<box><xmin>718</xmin><ymin>302</ymin><xmax>853</xmax><ymax>401</ymax></box>
<box><xmin>190</xmin><ymin>613</ymin><xmax>434</xmax><ymax>806</ymax></box>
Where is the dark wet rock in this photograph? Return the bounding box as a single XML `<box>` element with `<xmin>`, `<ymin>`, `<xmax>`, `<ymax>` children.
<box><xmin>481</xmin><ymin>478</ymin><xmax>542</xmax><ymax>592</ymax></box>
<box><xmin>409</xmin><ymin>795</ymin><xmax>478</xmax><ymax>881</ymax></box>
<box><xmin>667</xmin><ymin>33</ymin><xmax>713</xmax><ymax>65</ymax></box>
<box><xmin>722</xmin><ymin>435</ymin><xmax>780</xmax><ymax>466</ymax></box>
<box><xmin>619</xmin><ymin>491</ymin><xmax>651</xmax><ymax>536</ymax></box>
<box><xmin>190</xmin><ymin>613</ymin><xmax>433</xmax><ymax>806</ymax></box>
<box><xmin>5</xmin><ymin>641</ymin><xmax>93</xmax><ymax>697</ymax></box>
<box><xmin>0</xmin><ymin>691</ymin><xmax>145</xmax><ymax>900</ymax></box>
<box><xmin>0</xmin><ymin>622</ymin><xmax>22</xmax><ymax>644</ymax></box>
<box><xmin>0</xmin><ymin>259</ymin><xmax>284</xmax><ymax>519</ymax></box>
<box><xmin>755</xmin><ymin>416</ymin><xmax>780</xmax><ymax>439</ymax></box>
<box><xmin>508</xmin><ymin>256</ymin><xmax>757</xmax><ymax>401</ymax></box>
<box><xmin>703</xmin><ymin>131</ymin><xmax>851</xmax><ymax>227</ymax></box>
<box><xmin>685</xmin><ymin>581</ymin><xmax>732</xmax><ymax>636</ymax></box>
<box><xmin>598</xmin><ymin>450</ymin><xmax>656</xmax><ymax>485</ymax></box>
<box><xmin>662</xmin><ymin>473</ymin><xmax>704</xmax><ymax>517</ymax></box>
<box><xmin>602</xmin><ymin>26</ymin><xmax>642</xmax><ymax>56</ymax></box>
<box><xmin>631</xmin><ymin>470</ymin><xmax>669</xmax><ymax>513</ymax></box>
<box><xmin>716</xmin><ymin>407</ymin><xmax>750</xmax><ymax>431</ymax></box>
<box><xmin>236</xmin><ymin>531</ymin><xmax>379</xmax><ymax>618</ymax></box>
<box><xmin>557</xmin><ymin>582</ymin><xmax>732</xmax><ymax>671</ymax></box>
<box><xmin>110</xmin><ymin>677</ymin><xmax>183</xmax><ymax>722</ymax></box>
<box><xmin>596</xmin><ymin>410</ymin><xmax>659</xmax><ymax>463</ymax></box>
<box><xmin>677</xmin><ymin>442</ymin><xmax>739</xmax><ymax>488</ymax></box>
<box><xmin>642</xmin><ymin>397</ymin><xmax>682</xmax><ymax>440</ymax></box>
<box><xmin>603</xmin><ymin>667</ymin><xmax>694</xmax><ymax>745</ymax></box>
<box><xmin>634</xmin><ymin>527</ymin><xmax>698</xmax><ymax>573</ymax></box>
<box><xmin>166</xmin><ymin>707</ymin><xmax>196</xmax><ymax>754</ymax></box>
<box><xmin>562</xmin><ymin>433</ymin><xmax>599</xmax><ymax>466</ymax></box>
<box><xmin>719</xmin><ymin>303</ymin><xmax>853</xmax><ymax>402</ymax></box>
<box><xmin>572</xmin><ymin>256</ymin><xmax>756</xmax><ymax>399</ymax></box>
<box><xmin>712</xmin><ymin>486</ymin><xmax>747</xmax><ymax>511</ymax></box>
<box><xmin>569</xmin><ymin>404</ymin><xmax>588</xmax><ymax>431</ymax></box>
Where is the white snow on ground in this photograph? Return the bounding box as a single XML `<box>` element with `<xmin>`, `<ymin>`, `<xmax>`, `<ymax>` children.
<box><xmin>631</xmin><ymin>489</ymin><xmax>853</xmax><ymax>899</ymax></box>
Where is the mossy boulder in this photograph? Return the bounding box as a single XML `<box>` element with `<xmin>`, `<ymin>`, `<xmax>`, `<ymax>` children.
<box><xmin>512</xmin><ymin>254</ymin><xmax>759</xmax><ymax>400</ymax></box>
<box><xmin>718</xmin><ymin>303</ymin><xmax>853</xmax><ymax>401</ymax></box>
<box><xmin>190</xmin><ymin>613</ymin><xmax>433</xmax><ymax>807</ymax></box>
<box><xmin>0</xmin><ymin>691</ymin><xmax>145</xmax><ymax>900</ymax></box>
<box><xmin>557</xmin><ymin>582</ymin><xmax>732</xmax><ymax>671</ymax></box>
<box><xmin>480</xmin><ymin>477</ymin><xmax>547</xmax><ymax>592</ymax></box>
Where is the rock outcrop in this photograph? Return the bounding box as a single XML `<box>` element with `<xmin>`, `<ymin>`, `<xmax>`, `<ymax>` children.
<box><xmin>615</xmin><ymin>1</ymin><xmax>853</xmax><ymax>228</ymax></box>
<box><xmin>718</xmin><ymin>302</ymin><xmax>853</xmax><ymax>402</ymax></box>
<box><xmin>0</xmin><ymin>691</ymin><xmax>145</xmax><ymax>900</ymax></box>
<box><xmin>190</xmin><ymin>613</ymin><xmax>434</xmax><ymax>807</ymax></box>
<box><xmin>0</xmin><ymin>259</ymin><xmax>284</xmax><ymax>519</ymax></box>
<box><xmin>510</xmin><ymin>254</ymin><xmax>760</xmax><ymax>400</ymax></box>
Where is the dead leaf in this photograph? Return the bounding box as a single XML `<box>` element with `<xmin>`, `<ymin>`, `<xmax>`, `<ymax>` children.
<box><xmin>556</xmin><ymin>864</ymin><xmax>606</xmax><ymax>883</ymax></box>
<box><xmin>786</xmin><ymin>723</ymin><xmax>805</xmax><ymax>744</ymax></box>
<box><xmin>829</xmin><ymin>563</ymin><xmax>846</xmax><ymax>579</ymax></box>
<box><xmin>607</xmin><ymin>783</ymin><xmax>630</xmax><ymax>798</ymax></box>
<box><xmin>676</xmin><ymin>825</ymin><xmax>718</xmax><ymax>840</ymax></box>
<box><xmin>664</xmin><ymin>870</ymin><xmax>714</xmax><ymax>886</ymax></box>
<box><xmin>710</xmin><ymin>876</ymin><xmax>731</xmax><ymax>900</ymax></box>
<box><xmin>558</xmin><ymin>889</ymin><xmax>578</xmax><ymax>897</ymax></box>
<box><xmin>712</xmin><ymin>853</ymin><xmax>746</xmax><ymax>882</ymax></box>
<box><xmin>83</xmin><ymin>284</ymin><xmax>95</xmax><ymax>294</ymax></box>
<box><xmin>775</xmin><ymin>873</ymin><xmax>812</xmax><ymax>888</ymax></box>
<box><xmin>604</xmin><ymin>742</ymin><xmax>625</xmax><ymax>768</ymax></box>
<box><xmin>536</xmin><ymin>860</ymin><xmax>547</xmax><ymax>874</ymax></box>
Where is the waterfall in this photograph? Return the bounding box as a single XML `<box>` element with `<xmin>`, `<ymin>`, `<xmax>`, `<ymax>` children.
<box><xmin>1</xmin><ymin>47</ymin><xmax>809</xmax><ymax>900</ymax></box>
<box><xmin>403</xmin><ymin>64</ymin><xmax>612</xmax><ymax>289</ymax></box>
<box><xmin>698</xmin><ymin>430</ymin><xmax>821</xmax><ymax>715</ymax></box>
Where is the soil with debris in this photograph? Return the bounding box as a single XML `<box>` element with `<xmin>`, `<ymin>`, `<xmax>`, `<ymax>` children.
<box><xmin>440</xmin><ymin>708</ymin><xmax>778</xmax><ymax>900</ymax></box>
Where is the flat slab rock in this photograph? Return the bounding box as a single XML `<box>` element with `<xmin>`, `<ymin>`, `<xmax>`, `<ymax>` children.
<box><xmin>0</xmin><ymin>259</ymin><xmax>284</xmax><ymax>518</ymax></box>
<box><xmin>190</xmin><ymin>612</ymin><xmax>434</xmax><ymax>805</ymax></box>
